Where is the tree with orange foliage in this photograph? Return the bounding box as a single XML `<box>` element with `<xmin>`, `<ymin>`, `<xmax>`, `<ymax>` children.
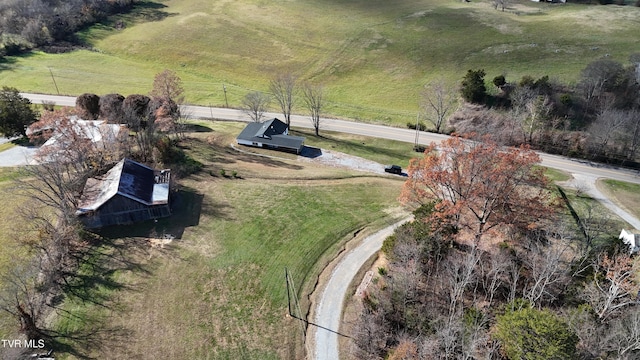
<box><xmin>400</xmin><ymin>135</ymin><xmax>552</xmax><ymax>245</ymax></box>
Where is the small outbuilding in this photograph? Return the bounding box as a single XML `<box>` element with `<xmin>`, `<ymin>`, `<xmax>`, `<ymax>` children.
<box><xmin>76</xmin><ymin>158</ymin><xmax>171</xmax><ymax>228</ymax></box>
<box><xmin>236</xmin><ymin>118</ymin><xmax>305</xmax><ymax>154</ymax></box>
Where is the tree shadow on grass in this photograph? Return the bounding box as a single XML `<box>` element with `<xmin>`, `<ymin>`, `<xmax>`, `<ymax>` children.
<box><xmin>39</xmin><ymin>235</ymin><xmax>155</xmax><ymax>359</ymax></box>
<box><xmin>182</xmin><ymin>123</ymin><xmax>213</xmax><ymax>133</ymax></box>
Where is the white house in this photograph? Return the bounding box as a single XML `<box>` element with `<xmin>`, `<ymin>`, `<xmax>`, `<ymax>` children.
<box><xmin>619</xmin><ymin>229</ymin><xmax>640</xmax><ymax>255</ymax></box>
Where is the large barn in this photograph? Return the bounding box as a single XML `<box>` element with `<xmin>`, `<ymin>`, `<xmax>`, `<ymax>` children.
<box><xmin>76</xmin><ymin>158</ymin><xmax>171</xmax><ymax>228</ymax></box>
<box><xmin>236</xmin><ymin>118</ymin><xmax>305</xmax><ymax>154</ymax></box>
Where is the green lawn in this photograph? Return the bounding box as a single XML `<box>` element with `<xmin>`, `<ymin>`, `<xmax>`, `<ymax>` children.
<box><xmin>1</xmin><ymin>0</ymin><xmax>638</xmax><ymax>125</ymax></box>
<box><xmin>557</xmin><ymin>186</ymin><xmax>632</xmax><ymax>249</ymax></box>
<box><xmin>0</xmin><ymin>168</ymin><xmax>32</xmax><ymax>340</ymax></box>
<box><xmin>598</xmin><ymin>179</ymin><xmax>640</xmax><ymax>226</ymax></box>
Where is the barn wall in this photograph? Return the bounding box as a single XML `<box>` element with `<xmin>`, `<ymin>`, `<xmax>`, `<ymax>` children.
<box><xmin>79</xmin><ymin>194</ymin><xmax>170</xmax><ymax>228</ymax></box>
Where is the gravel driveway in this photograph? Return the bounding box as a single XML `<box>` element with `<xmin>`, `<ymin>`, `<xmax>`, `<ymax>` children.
<box><xmin>0</xmin><ymin>145</ymin><xmax>37</xmax><ymax>166</ymax></box>
<box><xmin>299</xmin><ymin>148</ymin><xmax>387</xmax><ymax>175</ymax></box>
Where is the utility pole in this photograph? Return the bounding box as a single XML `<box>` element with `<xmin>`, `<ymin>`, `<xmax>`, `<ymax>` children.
<box><xmin>414</xmin><ymin>112</ymin><xmax>420</xmax><ymax>150</ymax></box>
<box><xmin>223</xmin><ymin>84</ymin><xmax>229</xmax><ymax>108</ymax></box>
<box><xmin>48</xmin><ymin>67</ymin><xmax>60</xmax><ymax>95</ymax></box>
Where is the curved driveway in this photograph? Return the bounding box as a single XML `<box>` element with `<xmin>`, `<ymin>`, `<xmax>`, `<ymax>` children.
<box><xmin>312</xmin><ymin>220</ymin><xmax>409</xmax><ymax>360</ymax></box>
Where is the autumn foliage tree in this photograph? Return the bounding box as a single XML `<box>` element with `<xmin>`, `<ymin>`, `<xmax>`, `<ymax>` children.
<box><xmin>401</xmin><ymin>135</ymin><xmax>552</xmax><ymax>245</ymax></box>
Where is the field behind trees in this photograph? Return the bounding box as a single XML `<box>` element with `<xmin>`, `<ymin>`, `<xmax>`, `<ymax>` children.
<box><xmin>0</xmin><ymin>0</ymin><xmax>639</xmax><ymax>125</ymax></box>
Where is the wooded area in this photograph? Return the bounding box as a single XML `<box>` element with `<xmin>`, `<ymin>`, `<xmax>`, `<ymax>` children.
<box><xmin>444</xmin><ymin>57</ymin><xmax>640</xmax><ymax>168</ymax></box>
<box><xmin>353</xmin><ymin>138</ymin><xmax>640</xmax><ymax>359</ymax></box>
<box><xmin>0</xmin><ymin>0</ymin><xmax>136</xmax><ymax>55</ymax></box>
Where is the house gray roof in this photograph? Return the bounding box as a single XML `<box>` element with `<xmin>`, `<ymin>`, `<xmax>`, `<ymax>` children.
<box><xmin>76</xmin><ymin>158</ymin><xmax>170</xmax><ymax>214</ymax></box>
<box><xmin>236</xmin><ymin>118</ymin><xmax>305</xmax><ymax>151</ymax></box>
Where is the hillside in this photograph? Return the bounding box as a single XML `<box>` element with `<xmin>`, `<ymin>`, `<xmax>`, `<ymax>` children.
<box><xmin>0</xmin><ymin>0</ymin><xmax>639</xmax><ymax>124</ymax></box>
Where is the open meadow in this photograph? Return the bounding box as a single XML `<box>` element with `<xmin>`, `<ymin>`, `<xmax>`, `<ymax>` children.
<box><xmin>1</xmin><ymin>0</ymin><xmax>639</xmax><ymax>125</ymax></box>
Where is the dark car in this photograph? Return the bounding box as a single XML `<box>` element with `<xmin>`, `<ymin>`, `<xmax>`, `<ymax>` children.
<box><xmin>384</xmin><ymin>164</ymin><xmax>402</xmax><ymax>175</ymax></box>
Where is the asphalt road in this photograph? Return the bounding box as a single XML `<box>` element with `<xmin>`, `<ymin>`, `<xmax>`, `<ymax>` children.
<box><xmin>21</xmin><ymin>93</ymin><xmax>640</xmax><ymax>184</ymax></box>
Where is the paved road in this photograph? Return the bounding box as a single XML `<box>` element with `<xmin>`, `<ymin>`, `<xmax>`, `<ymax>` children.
<box><xmin>312</xmin><ymin>220</ymin><xmax>409</xmax><ymax>360</ymax></box>
<box><xmin>21</xmin><ymin>93</ymin><xmax>640</xmax><ymax>185</ymax></box>
<box><xmin>569</xmin><ymin>174</ymin><xmax>640</xmax><ymax>230</ymax></box>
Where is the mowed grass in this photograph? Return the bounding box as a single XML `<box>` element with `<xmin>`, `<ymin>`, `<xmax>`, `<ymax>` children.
<box><xmin>558</xmin><ymin>186</ymin><xmax>633</xmax><ymax>248</ymax></box>
<box><xmin>598</xmin><ymin>179</ymin><xmax>640</xmax><ymax>226</ymax></box>
<box><xmin>49</xmin><ymin>128</ymin><xmax>406</xmax><ymax>359</ymax></box>
<box><xmin>0</xmin><ymin>168</ymin><xmax>32</xmax><ymax>340</ymax></box>
<box><xmin>1</xmin><ymin>0</ymin><xmax>639</xmax><ymax>125</ymax></box>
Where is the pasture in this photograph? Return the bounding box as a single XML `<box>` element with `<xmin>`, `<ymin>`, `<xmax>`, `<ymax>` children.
<box><xmin>0</xmin><ymin>0</ymin><xmax>638</xmax><ymax>125</ymax></box>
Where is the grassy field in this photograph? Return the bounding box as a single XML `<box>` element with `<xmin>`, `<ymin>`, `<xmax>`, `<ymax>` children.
<box><xmin>1</xmin><ymin>0</ymin><xmax>639</xmax><ymax>125</ymax></box>
<box><xmin>598</xmin><ymin>179</ymin><xmax>640</xmax><ymax>226</ymax></box>
<box><xmin>0</xmin><ymin>168</ymin><xmax>32</xmax><ymax>340</ymax></box>
<box><xmin>39</xmin><ymin>123</ymin><xmax>408</xmax><ymax>359</ymax></box>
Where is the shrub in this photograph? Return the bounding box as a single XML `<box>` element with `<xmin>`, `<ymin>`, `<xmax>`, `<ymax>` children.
<box><xmin>493</xmin><ymin>75</ymin><xmax>506</xmax><ymax>88</ymax></box>
<box><xmin>406</xmin><ymin>121</ymin><xmax>426</xmax><ymax>131</ymax></box>
<box><xmin>461</xmin><ymin>69</ymin><xmax>487</xmax><ymax>104</ymax></box>
<box><xmin>220</xmin><ymin>169</ymin><xmax>226</xmax><ymax>177</ymax></box>
<box><xmin>559</xmin><ymin>93</ymin><xmax>573</xmax><ymax>107</ymax></box>
<box><xmin>493</xmin><ymin>300</ymin><xmax>578</xmax><ymax>360</ymax></box>
<box><xmin>519</xmin><ymin>75</ymin><xmax>535</xmax><ymax>88</ymax></box>
<box><xmin>75</xmin><ymin>93</ymin><xmax>100</xmax><ymax>120</ymax></box>
<box><xmin>99</xmin><ymin>93</ymin><xmax>125</xmax><ymax>123</ymax></box>
<box><xmin>381</xmin><ymin>235</ymin><xmax>396</xmax><ymax>256</ymax></box>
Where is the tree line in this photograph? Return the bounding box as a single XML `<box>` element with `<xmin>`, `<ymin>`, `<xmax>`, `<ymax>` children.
<box><xmin>0</xmin><ymin>0</ymin><xmax>136</xmax><ymax>56</ymax></box>
<box><xmin>427</xmin><ymin>56</ymin><xmax>640</xmax><ymax>168</ymax></box>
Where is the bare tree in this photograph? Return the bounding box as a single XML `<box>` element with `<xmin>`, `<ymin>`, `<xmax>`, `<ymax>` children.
<box><xmin>443</xmin><ymin>249</ymin><xmax>479</xmax><ymax>320</ymax></box>
<box><xmin>510</xmin><ymin>86</ymin><xmax>552</xmax><ymax>144</ymax></box>
<box><xmin>302</xmin><ymin>82</ymin><xmax>324</xmax><ymax>136</ymax></box>
<box><xmin>623</xmin><ymin>109</ymin><xmax>640</xmax><ymax>161</ymax></box>
<box><xmin>588</xmin><ymin>106</ymin><xmax>632</xmax><ymax>157</ymax></box>
<box><xmin>150</xmin><ymin>69</ymin><xmax>184</xmax><ymax>105</ymax></box>
<box><xmin>0</xmin><ymin>262</ymin><xmax>46</xmax><ymax>342</ymax></box>
<box><xmin>604</xmin><ymin>309</ymin><xmax>640</xmax><ymax>358</ymax></box>
<box><xmin>578</xmin><ymin>59</ymin><xmax>624</xmax><ymax>113</ymax></box>
<box><xmin>420</xmin><ymin>79</ymin><xmax>457</xmax><ymax>133</ymax></box>
<box><xmin>522</xmin><ymin>239</ymin><xmax>571</xmax><ymax>307</ymax></box>
<box><xmin>507</xmin><ymin>259</ymin><xmax>521</xmax><ymax>304</ymax></box>
<box><xmin>584</xmin><ymin>251</ymin><xmax>638</xmax><ymax>321</ymax></box>
<box><xmin>269</xmin><ymin>72</ymin><xmax>296</xmax><ymax>130</ymax></box>
<box><xmin>242</xmin><ymin>91</ymin><xmax>271</xmax><ymax>122</ymax></box>
<box><xmin>480</xmin><ymin>250</ymin><xmax>511</xmax><ymax>307</ymax></box>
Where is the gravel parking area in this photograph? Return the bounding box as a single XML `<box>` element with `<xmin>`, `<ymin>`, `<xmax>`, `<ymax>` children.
<box><xmin>299</xmin><ymin>148</ymin><xmax>386</xmax><ymax>175</ymax></box>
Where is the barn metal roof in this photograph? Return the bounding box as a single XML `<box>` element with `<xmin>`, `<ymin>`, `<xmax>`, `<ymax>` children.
<box><xmin>76</xmin><ymin>159</ymin><xmax>170</xmax><ymax>214</ymax></box>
